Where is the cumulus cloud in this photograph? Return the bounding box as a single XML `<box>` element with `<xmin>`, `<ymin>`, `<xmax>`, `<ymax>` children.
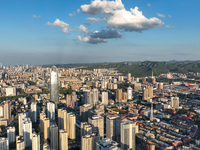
<box><xmin>157</xmin><ymin>13</ymin><xmax>165</xmax><ymax>18</ymax></box>
<box><xmin>77</xmin><ymin>29</ymin><xmax>121</xmax><ymax>44</ymax></box>
<box><xmin>79</xmin><ymin>25</ymin><xmax>88</xmax><ymax>33</ymax></box>
<box><xmin>77</xmin><ymin>36</ymin><xmax>106</xmax><ymax>44</ymax></box>
<box><xmin>86</xmin><ymin>17</ymin><xmax>102</xmax><ymax>22</ymax></box>
<box><xmin>81</xmin><ymin>0</ymin><xmax>163</xmax><ymax>31</ymax></box>
<box><xmin>33</xmin><ymin>14</ymin><xmax>41</xmax><ymax>19</ymax></box>
<box><xmin>47</xmin><ymin>19</ymin><xmax>70</xmax><ymax>33</ymax></box>
<box><xmin>90</xmin><ymin>29</ymin><xmax>121</xmax><ymax>39</ymax></box>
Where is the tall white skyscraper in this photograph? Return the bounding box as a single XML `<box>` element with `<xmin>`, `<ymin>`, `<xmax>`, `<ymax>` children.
<box><xmin>7</xmin><ymin>126</ymin><xmax>15</xmax><ymax>143</ymax></box>
<box><xmin>31</xmin><ymin>102</ymin><xmax>37</xmax><ymax>122</ymax></box>
<box><xmin>121</xmin><ymin>121</ymin><xmax>138</xmax><ymax>150</ymax></box>
<box><xmin>23</xmin><ymin>118</ymin><xmax>32</xmax><ymax>148</ymax></box>
<box><xmin>127</xmin><ymin>86</ymin><xmax>132</xmax><ymax>100</ymax></box>
<box><xmin>47</xmin><ymin>102</ymin><xmax>55</xmax><ymax>121</ymax></box>
<box><xmin>102</xmin><ymin>91</ymin><xmax>108</xmax><ymax>105</ymax></box>
<box><xmin>50</xmin><ymin>71</ymin><xmax>59</xmax><ymax>109</ymax></box>
<box><xmin>18</xmin><ymin>113</ymin><xmax>27</xmax><ymax>136</ymax></box>
<box><xmin>0</xmin><ymin>137</ymin><xmax>9</xmax><ymax>150</ymax></box>
<box><xmin>93</xmin><ymin>88</ymin><xmax>99</xmax><ymax>104</ymax></box>
<box><xmin>32</xmin><ymin>132</ymin><xmax>40</xmax><ymax>150</ymax></box>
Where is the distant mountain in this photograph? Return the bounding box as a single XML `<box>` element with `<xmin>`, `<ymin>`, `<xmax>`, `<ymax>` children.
<box><xmin>43</xmin><ymin>60</ymin><xmax>200</xmax><ymax>77</ymax></box>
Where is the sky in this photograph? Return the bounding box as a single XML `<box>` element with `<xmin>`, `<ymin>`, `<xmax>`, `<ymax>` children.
<box><xmin>0</xmin><ymin>0</ymin><xmax>200</xmax><ymax>65</ymax></box>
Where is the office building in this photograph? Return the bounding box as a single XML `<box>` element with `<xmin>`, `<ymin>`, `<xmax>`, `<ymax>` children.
<box><xmin>106</xmin><ymin>115</ymin><xmax>121</xmax><ymax>142</ymax></box>
<box><xmin>31</xmin><ymin>102</ymin><xmax>37</xmax><ymax>122</ymax></box>
<box><xmin>121</xmin><ymin>121</ymin><xmax>138</xmax><ymax>150</ymax></box>
<box><xmin>127</xmin><ymin>86</ymin><xmax>132</xmax><ymax>100</ymax></box>
<box><xmin>7</xmin><ymin>126</ymin><xmax>15</xmax><ymax>143</ymax></box>
<box><xmin>16</xmin><ymin>136</ymin><xmax>25</xmax><ymax>150</ymax></box>
<box><xmin>50</xmin><ymin>123</ymin><xmax>58</xmax><ymax>150</ymax></box>
<box><xmin>102</xmin><ymin>91</ymin><xmax>108</xmax><ymax>105</ymax></box>
<box><xmin>59</xmin><ymin>129</ymin><xmax>68</xmax><ymax>150</ymax></box>
<box><xmin>0</xmin><ymin>137</ymin><xmax>9</xmax><ymax>150</ymax></box>
<box><xmin>80</xmin><ymin>104</ymin><xmax>93</xmax><ymax>122</ymax></box>
<box><xmin>47</xmin><ymin>102</ymin><xmax>55</xmax><ymax>121</ymax></box>
<box><xmin>88</xmin><ymin>115</ymin><xmax>104</xmax><ymax>139</ymax></box>
<box><xmin>32</xmin><ymin>132</ymin><xmax>40</xmax><ymax>150</ymax></box>
<box><xmin>50</xmin><ymin>71</ymin><xmax>59</xmax><ymax>109</ymax></box>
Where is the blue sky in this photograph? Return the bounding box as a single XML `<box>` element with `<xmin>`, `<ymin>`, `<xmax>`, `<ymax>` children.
<box><xmin>0</xmin><ymin>0</ymin><xmax>199</xmax><ymax>65</ymax></box>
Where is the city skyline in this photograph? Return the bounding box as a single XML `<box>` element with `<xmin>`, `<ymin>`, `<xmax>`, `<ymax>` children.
<box><xmin>0</xmin><ymin>0</ymin><xmax>200</xmax><ymax>65</ymax></box>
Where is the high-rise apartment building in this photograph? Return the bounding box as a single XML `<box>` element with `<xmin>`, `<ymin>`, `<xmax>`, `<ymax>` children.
<box><xmin>143</xmin><ymin>86</ymin><xmax>153</xmax><ymax>100</ymax></box>
<box><xmin>88</xmin><ymin>115</ymin><xmax>104</xmax><ymax>139</ymax></box>
<box><xmin>127</xmin><ymin>86</ymin><xmax>133</xmax><ymax>100</ymax></box>
<box><xmin>47</xmin><ymin>102</ymin><xmax>55</xmax><ymax>121</ymax></box>
<box><xmin>127</xmin><ymin>73</ymin><xmax>132</xmax><ymax>82</ymax></box>
<box><xmin>0</xmin><ymin>105</ymin><xmax>4</xmax><ymax>118</ymax></box>
<box><xmin>18</xmin><ymin>113</ymin><xmax>27</xmax><ymax>136</ymax></box>
<box><xmin>31</xmin><ymin>102</ymin><xmax>37</xmax><ymax>122</ymax></box>
<box><xmin>7</xmin><ymin>126</ymin><xmax>15</xmax><ymax>143</ymax></box>
<box><xmin>50</xmin><ymin>123</ymin><xmax>58</xmax><ymax>150</ymax></box>
<box><xmin>102</xmin><ymin>91</ymin><xmax>108</xmax><ymax>105</ymax></box>
<box><xmin>50</xmin><ymin>71</ymin><xmax>59</xmax><ymax>109</ymax></box>
<box><xmin>171</xmin><ymin>97</ymin><xmax>179</xmax><ymax>109</ymax></box>
<box><xmin>81</xmin><ymin>122</ymin><xmax>93</xmax><ymax>137</ymax></box>
<box><xmin>122</xmin><ymin>92</ymin><xmax>127</xmax><ymax>102</ymax></box>
<box><xmin>80</xmin><ymin>104</ymin><xmax>93</xmax><ymax>122</ymax></box>
<box><xmin>16</xmin><ymin>136</ymin><xmax>25</xmax><ymax>150</ymax></box>
<box><xmin>40</xmin><ymin>113</ymin><xmax>50</xmax><ymax>141</ymax></box>
<box><xmin>121</xmin><ymin>121</ymin><xmax>138</xmax><ymax>150</ymax></box>
<box><xmin>23</xmin><ymin>118</ymin><xmax>32</xmax><ymax>149</ymax></box>
<box><xmin>66</xmin><ymin>94</ymin><xmax>71</xmax><ymax>106</ymax></box>
<box><xmin>59</xmin><ymin>129</ymin><xmax>68</xmax><ymax>150</ymax></box>
<box><xmin>116</xmin><ymin>89</ymin><xmax>123</xmax><ymax>103</ymax></box>
<box><xmin>0</xmin><ymin>137</ymin><xmax>9</xmax><ymax>150</ymax></box>
<box><xmin>32</xmin><ymin>132</ymin><xmax>40</xmax><ymax>150</ymax></box>
<box><xmin>68</xmin><ymin>113</ymin><xmax>76</xmax><ymax>140</ymax></box>
<box><xmin>106</xmin><ymin>115</ymin><xmax>121</xmax><ymax>143</ymax></box>
<box><xmin>81</xmin><ymin>133</ymin><xmax>100</xmax><ymax>150</ymax></box>
<box><xmin>4</xmin><ymin>101</ymin><xmax>11</xmax><ymax>121</ymax></box>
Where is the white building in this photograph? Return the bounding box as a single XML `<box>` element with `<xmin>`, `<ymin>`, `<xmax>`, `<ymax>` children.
<box><xmin>96</xmin><ymin>138</ymin><xmax>122</xmax><ymax>150</ymax></box>
<box><xmin>0</xmin><ymin>137</ymin><xmax>9</xmax><ymax>150</ymax></box>
<box><xmin>5</xmin><ymin>87</ymin><xmax>16</xmax><ymax>96</ymax></box>
<box><xmin>32</xmin><ymin>132</ymin><xmax>40</xmax><ymax>150</ymax></box>
<box><xmin>23</xmin><ymin>118</ymin><xmax>32</xmax><ymax>148</ymax></box>
<box><xmin>47</xmin><ymin>102</ymin><xmax>55</xmax><ymax>121</ymax></box>
<box><xmin>31</xmin><ymin>102</ymin><xmax>37</xmax><ymax>122</ymax></box>
<box><xmin>102</xmin><ymin>91</ymin><xmax>108</xmax><ymax>105</ymax></box>
<box><xmin>7</xmin><ymin>126</ymin><xmax>15</xmax><ymax>143</ymax></box>
<box><xmin>127</xmin><ymin>87</ymin><xmax>132</xmax><ymax>100</ymax></box>
<box><xmin>18</xmin><ymin>113</ymin><xmax>27</xmax><ymax>136</ymax></box>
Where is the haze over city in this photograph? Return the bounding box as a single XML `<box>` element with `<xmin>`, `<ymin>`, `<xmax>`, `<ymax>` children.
<box><xmin>0</xmin><ymin>0</ymin><xmax>200</xmax><ymax>65</ymax></box>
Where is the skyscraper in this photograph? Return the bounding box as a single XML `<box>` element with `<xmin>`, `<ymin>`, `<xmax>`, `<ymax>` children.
<box><xmin>80</xmin><ymin>104</ymin><xmax>93</xmax><ymax>122</ymax></box>
<box><xmin>88</xmin><ymin>115</ymin><xmax>104</xmax><ymax>139</ymax></box>
<box><xmin>68</xmin><ymin>113</ymin><xmax>76</xmax><ymax>140</ymax></box>
<box><xmin>127</xmin><ymin>86</ymin><xmax>133</xmax><ymax>100</ymax></box>
<box><xmin>50</xmin><ymin>71</ymin><xmax>59</xmax><ymax>109</ymax></box>
<box><xmin>18</xmin><ymin>113</ymin><xmax>27</xmax><ymax>136</ymax></box>
<box><xmin>50</xmin><ymin>123</ymin><xmax>58</xmax><ymax>150</ymax></box>
<box><xmin>0</xmin><ymin>137</ymin><xmax>9</xmax><ymax>150</ymax></box>
<box><xmin>127</xmin><ymin>73</ymin><xmax>132</xmax><ymax>82</ymax></box>
<box><xmin>121</xmin><ymin>121</ymin><xmax>138</xmax><ymax>150</ymax></box>
<box><xmin>106</xmin><ymin>115</ymin><xmax>121</xmax><ymax>143</ymax></box>
<box><xmin>81</xmin><ymin>133</ymin><xmax>100</xmax><ymax>150</ymax></box>
<box><xmin>0</xmin><ymin>105</ymin><xmax>4</xmax><ymax>118</ymax></box>
<box><xmin>31</xmin><ymin>102</ymin><xmax>37</xmax><ymax>122</ymax></box>
<box><xmin>16</xmin><ymin>136</ymin><xmax>25</xmax><ymax>150</ymax></box>
<box><xmin>81</xmin><ymin>122</ymin><xmax>93</xmax><ymax>137</ymax></box>
<box><xmin>116</xmin><ymin>89</ymin><xmax>123</xmax><ymax>103</ymax></box>
<box><xmin>59</xmin><ymin>129</ymin><xmax>68</xmax><ymax>150</ymax></box>
<box><xmin>47</xmin><ymin>102</ymin><xmax>55</xmax><ymax>121</ymax></box>
<box><xmin>102</xmin><ymin>91</ymin><xmax>108</xmax><ymax>105</ymax></box>
<box><xmin>23</xmin><ymin>118</ymin><xmax>32</xmax><ymax>149</ymax></box>
<box><xmin>4</xmin><ymin>101</ymin><xmax>11</xmax><ymax>121</ymax></box>
<box><xmin>7</xmin><ymin>126</ymin><xmax>15</xmax><ymax>143</ymax></box>
<box><xmin>32</xmin><ymin>132</ymin><xmax>40</xmax><ymax>150</ymax></box>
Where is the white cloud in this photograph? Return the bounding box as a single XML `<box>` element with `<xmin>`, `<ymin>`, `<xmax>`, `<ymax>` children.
<box><xmin>47</xmin><ymin>19</ymin><xmax>70</xmax><ymax>33</ymax></box>
<box><xmin>165</xmin><ymin>25</ymin><xmax>175</xmax><ymax>29</ymax></box>
<box><xmin>90</xmin><ymin>29</ymin><xmax>121</xmax><ymax>39</ymax></box>
<box><xmin>157</xmin><ymin>13</ymin><xmax>165</xmax><ymax>18</ymax></box>
<box><xmin>86</xmin><ymin>17</ymin><xmax>102</xmax><ymax>22</ymax></box>
<box><xmin>81</xmin><ymin>0</ymin><xmax>163</xmax><ymax>31</ymax></box>
<box><xmin>77</xmin><ymin>9</ymin><xmax>80</xmax><ymax>13</ymax></box>
<box><xmin>69</xmin><ymin>12</ymin><xmax>76</xmax><ymax>17</ymax></box>
<box><xmin>147</xmin><ymin>3</ymin><xmax>151</xmax><ymax>7</ymax></box>
<box><xmin>77</xmin><ymin>36</ymin><xmax>106</xmax><ymax>44</ymax></box>
<box><xmin>168</xmin><ymin>15</ymin><xmax>172</xmax><ymax>18</ymax></box>
<box><xmin>33</xmin><ymin>14</ymin><xmax>41</xmax><ymax>19</ymax></box>
<box><xmin>79</xmin><ymin>25</ymin><xmax>88</xmax><ymax>33</ymax></box>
